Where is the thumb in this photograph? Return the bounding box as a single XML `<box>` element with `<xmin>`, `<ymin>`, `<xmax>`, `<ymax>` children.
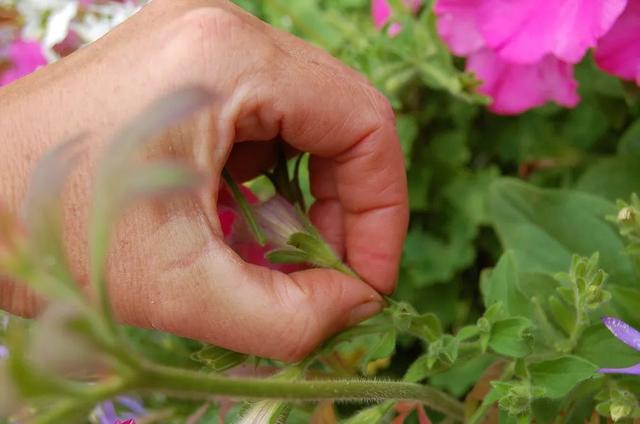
<box><xmin>111</xmin><ymin>207</ymin><xmax>383</xmax><ymax>362</ymax></box>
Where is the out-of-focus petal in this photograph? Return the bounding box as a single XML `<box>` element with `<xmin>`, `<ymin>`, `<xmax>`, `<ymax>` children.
<box><xmin>602</xmin><ymin>316</ymin><xmax>640</xmax><ymax>351</ymax></box>
<box><xmin>599</xmin><ymin>364</ymin><xmax>640</xmax><ymax>375</ymax></box>
<box><xmin>434</xmin><ymin>0</ymin><xmax>485</xmax><ymax>56</ymax></box>
<box><xmin>594</xmin><ymin>0</ymin><xmax>640</xmax><ymax>83</ymax></box>
<box><xmin>372</xmin><ymin>0</ymin><xmax>423</xmax><ymax>30</ymax></box>
<box><xmin>467</xmin><ymin>49</ymin><xmax>579</xmax><ymax>114</ymax></box>
<box><xmin>0</xmin><ymin>39</ymin><xmax>47</xmax><ymax>86</ymax></box>
<box><xmin>478</xmin><ymin>0</ymin><xmax>627</xmax><ymax>64</ymax></box>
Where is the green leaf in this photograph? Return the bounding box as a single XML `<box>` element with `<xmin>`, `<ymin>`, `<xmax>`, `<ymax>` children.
<box><xmin>577</xmin><ymin>157</ymin><xmax>640</xmax><ymax>202</ymax></box>
<box><xmin>488</xmin><ymin>178</ymin><xmax>633</xmax><ymax>283</ymax></box>
<box><xmin>481</xmin><ymin>251</ymin><xmax>530</xmax><ymax>316</ymax></box>
<box><xmin>488</xmin><ymin>317</ymin><xmax>533</xmax><ymax>358</ymax></box>
<box><xmin>265</xmin><ymin>249</ymin><xmax>310</xmax><ymax>264</ymax></box>
<box><xmin>608</xmin><ymin>285</ymin><xmax>640</xmax><ymax>326</ymax></box>
<box><xmin>342</xmin><ymin>401</ymin><xmax>394</xmax><ymax>424</ymax></box>
<box><xmin>618</xmin><ymin>118</ymin><xmax>640</xmax><ymax>155</ymax></box>
<box><xmin>529</xmin><ymin>356</ymin><xmax>598</xmax><ymax>399</ymax></box>
<box><xmin>574</xmin><ymin>324</ymin><xmax>640</xmax><ymax>368</ymax></box>
<box><xmin>361</xmin><ymin>329</ymin><xmax>396</xmax><ymax>371</ymax></box>
<box><xmin>429</xmin><ymin>355</ymin><xmax>495</xmax><ymax>398</ymax></box>
<box><xmin>191</xmin><ymin>345</ymin><xmax>248</xmax><ymax>372</ymax></box>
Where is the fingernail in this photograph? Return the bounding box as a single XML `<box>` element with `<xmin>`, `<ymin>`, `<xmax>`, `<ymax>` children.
<box><xmin>348</xmin><ymin>301</ymin><xmax>383</xmax><ymax>326</ymax></box>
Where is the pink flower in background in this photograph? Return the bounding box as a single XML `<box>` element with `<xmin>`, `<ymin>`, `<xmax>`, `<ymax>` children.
<box><xmin>434</xmin><ymin>0</ymin><xmax>630</xmax><ymax>114</ymax></box>
<box><xmin>434</xmin><ymin>0</ymin><xmax>484</xmax><ymax>56</ymax></box>
<box><xmin>467</xmin><ymin>50</ymin><xmax>579</xmax><ymax>114</ymax></box>
<box><xmin>372</xmin><ymin>0</ymin><xmax>423</xmax><ymax>36</ymax></box>
<box><xmin>0</xmin><ymin>39</ymin><xmax>47</xmax><ymax>87</ymax></box>
<box><xmin>594</xmin><ymin>0</ymin><xmax>640</xmax><ymax>84</ymax></box>
<box><xmin>476</xmin><ymin>0</ymin><xmax>627</xmax><ymax>65</ymax></box>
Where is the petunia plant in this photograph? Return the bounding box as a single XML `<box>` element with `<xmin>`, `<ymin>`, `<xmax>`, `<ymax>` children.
<box><xmin>2</xmin><ymin>0</ymin><xmax>640</xmax><ymax>423</ymax></box>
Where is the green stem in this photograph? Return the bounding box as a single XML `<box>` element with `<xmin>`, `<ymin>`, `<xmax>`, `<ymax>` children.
<box><xmin>332</xmin><ymin>259</ymin><xmax>359</xmax><ymax>279</ymax></box>
<box><xmin>222</xmin><ymin>168</ymin><xmax>266</xmax><ymax>246</ymax></box>
<box><xmin>140</xmin><ymin>363</ymin><xmax>465</xmax><ymax>422</ymax></box>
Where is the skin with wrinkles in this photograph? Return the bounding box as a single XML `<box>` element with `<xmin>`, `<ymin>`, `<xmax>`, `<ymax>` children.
<box><xmin>0</xmin><ymin>0</ymin><xmax>408</xmax><ymax>361</ymax></box>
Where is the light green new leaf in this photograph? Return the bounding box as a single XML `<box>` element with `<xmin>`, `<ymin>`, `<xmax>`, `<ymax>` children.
<box><xmin>191</xmin><ymin>345</ymin><xmax>248</xmax><ymax>373</ymax></box>
<box><xmin>529</xmin><ymin>356</ymin><xmax>598</xmax><ymax>399</ymax></box>
<box><xmin>488</xmin><ymin>317</ymin><xmax>533</xmax><ymax>358</ymax></box>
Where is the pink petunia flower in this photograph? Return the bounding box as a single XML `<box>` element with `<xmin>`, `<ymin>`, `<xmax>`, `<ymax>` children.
<box><xmin>476</xmin><ymin>0</ymin><xmax>627</xmax><ymax>65</ymax></box>
<box><xmin>372</xmin><ymin>0</ymin><xmax>423</xmax><ymax>36</ymax></box>
<box><xmin>434</xmin><ymin>0</ymin><xmax>627</xmax><ymax>114</ymax></box>
<box><xmin>0</xmin><ymin>39</ymin><xmax>47</xmax><ymax>87</ymax></box>
<box><xmin>467</xmin><ymin>49</ymin><xmax>580</xmax><ymax>115</ymax></box>
<box><xmin>594</xmin><ymin>0</ymin><xmax>640</xmax><ymax>84</ymax></box>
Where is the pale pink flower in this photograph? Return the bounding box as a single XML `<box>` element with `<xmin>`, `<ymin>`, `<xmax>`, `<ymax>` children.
<box><xmin>217</xmin><ymin>187</ymin><xmax>300</xmax><ymax>273</ymax></box>
<box><xmin>594</xmin><ymin>0</ymin><xmax>640</xmax><ymax>84</ymax></box>
<box><xmin>0</xmin><ymin>39</ymin><xmax>47</xmax><ymax>86</ymax></box>
<box><xmin>372</xmin><ymin>0</ymin><xmax>423</xmax><ymax>36</ymax></box>
<box><xmin>467</xmin><ymin>49</ymin><xmax>579</xmax><ymax>115</ymax></box>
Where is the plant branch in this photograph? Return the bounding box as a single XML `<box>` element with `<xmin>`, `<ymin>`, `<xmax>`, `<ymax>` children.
<box><xmin>139</xmin><ymin>363</ymin><xmax>465</xmax><ymax>422</ymax></box>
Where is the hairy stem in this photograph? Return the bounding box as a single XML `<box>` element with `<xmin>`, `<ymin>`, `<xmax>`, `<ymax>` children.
<box><xmin>139</xmin><ymin>363</ymin><xmax>465</xmax><ymax>421</ymax></box>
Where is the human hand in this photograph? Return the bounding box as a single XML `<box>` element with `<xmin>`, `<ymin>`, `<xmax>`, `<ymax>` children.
<box><xmin>0</xmin><ymin>0</ymin><xmax>408</xmax><ymax>361</ymax></box>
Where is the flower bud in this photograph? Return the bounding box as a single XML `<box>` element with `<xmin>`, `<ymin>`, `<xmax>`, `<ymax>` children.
<box><xmin>254</xmin><ymin>195</ymin><xmax>306</xmax><ymax>250</ymax></box>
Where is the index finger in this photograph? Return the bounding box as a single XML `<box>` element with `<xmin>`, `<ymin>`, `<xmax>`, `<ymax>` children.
<box><xmin>269</xmin><ymin>58</ymin><xmax>409</xmax><ymax>294</ymax></box>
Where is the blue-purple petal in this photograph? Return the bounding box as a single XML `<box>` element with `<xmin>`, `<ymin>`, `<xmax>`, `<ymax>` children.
<box><xmin>0</xmin><ymin>345</ymin><xmax>8</xmax><ymax>359</ymax></box>
<box><xmin>599</xmin><ymin>363</ymin><xmax>640</xmax><ymax>375</ymax></box>
<box><xmin>602</xmin><ymin>316</ymin><xmax>640</xmax><ymax>351</ymax></box>
<box><xmin>99</xmin><ymin>400</ymin><xmax>118</xmax><ymax>424</ymax></box>
<box><xmin>116</xmin><ymin>396</ymin><xmax>146</xmax><ymax>414</ymax></box>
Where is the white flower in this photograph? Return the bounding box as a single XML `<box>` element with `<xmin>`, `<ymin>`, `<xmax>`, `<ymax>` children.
<box><xmin>73</xmin><ymin>1</ymin><xmax>143</xmax><ymax>43</ymax></box>
<box><xmin>18</xmin><ymin>0</ymin><xmax>79</xmax><ymax>50</ymax></box>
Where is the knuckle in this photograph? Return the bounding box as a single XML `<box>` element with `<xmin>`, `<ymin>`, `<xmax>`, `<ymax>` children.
<box><xmin>369</xmin><ymin>87</ymin><xmax>396</xmax><ymax>124</ymax></box>
<box><xmin>178</xmin><ymin>7</ymin><xmax>244</xmax><ymax>41</ymax></box>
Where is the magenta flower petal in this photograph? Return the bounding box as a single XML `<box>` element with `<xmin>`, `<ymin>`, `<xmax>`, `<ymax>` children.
<box><xmin>599</xmin><ymin>364</ymin><xmax>640</xmax><ymax>375</ymax></box>
<box><xmin>467</xmin><ymin>49</ymin><xmax>579</xmax><ymax>114</ymax></box>
<box><xmin>434</xmin><ymin>0</ymin><xmax>485</xmax><ymax>56</ymax></box>
<box><xmin>371</xmin><ymin>0</ymin><xmax>423</xmax><ymax>30</ymax></box>
<box><xmin>477</xmin><ymin>0</ymin><xmax>627</xmax><ymax>64</ymax></box>
<box><xmin>0</xmin><ymin>39</ymin><xmax>47</xmax><ymax>87</ymax></box>
<box><xmin>372</xmin><ymin>0</ymin><xmax>393</xmax><ymax>29</ymax></box>
<box><xmin>602</xmin><ymin>316</ymin><xmax>640</xmax><ymax>351</ymax></box>
<box><xmin>594</xmin><ymin>0</ymin><xmax>640</xmax><ymax>83</ymax></box>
